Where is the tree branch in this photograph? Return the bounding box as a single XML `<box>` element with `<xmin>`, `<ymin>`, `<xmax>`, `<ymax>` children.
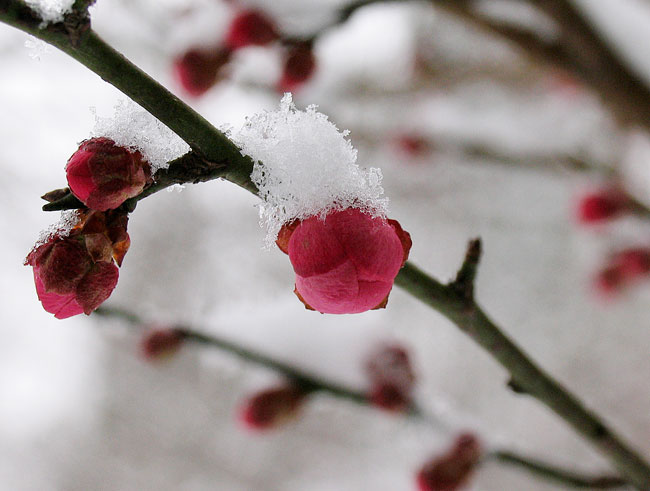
<box><xmin>95</xmin><ymin>305</ymin><xmax>629</xmax><ymax>489</ymax></box>
<box><xmin>430</xmin><ymin>0</ymin><xmax>650</xmax><ymax>132</ymax></box>
<box><xmin>491</xmin><ymin>450</ymin><xmax>628</xmax><ymax>489</ymax></box>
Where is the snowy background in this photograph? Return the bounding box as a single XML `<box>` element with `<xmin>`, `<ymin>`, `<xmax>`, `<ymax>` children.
<box><xmin>1</xmin><ymin>0</ymin><xmax>650</xmax><ymax>489</ymax></box>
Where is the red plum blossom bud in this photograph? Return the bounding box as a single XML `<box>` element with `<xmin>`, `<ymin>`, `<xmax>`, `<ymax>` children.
<box><xmin>238</xmin><ymin>385</ymin><xmax>308</xmax><ymax>431</ymax></box>
<box><xmin>65</xmin><ymin>138</ymin><xmax>151</xmax><ymax>211</ymax></box>
<box><xmin>225</xmin><ymin>10</ymin><xmax>278</xmax><ymax>50</ymax></box>
<box><xmin>173</xmin><ymin>47</ymin><xmax>232</xmax><ymax>97</ymax></box>
<box><xmin>611</xmin><ymin>248</ymin><xmax>650</xmax><ymax>279</ymax></box>
<box><xmin>576</xmin><ymin>188</ymin><xmax>629</xmax><ymax>224</ymax></box>
<box><xmin>417</xmin><ymin>433</ymin><xmax>482</xmax><ymax>491</ymax></box>
<box><xmin>25</xmin><ymin>210</ymin><xmax>129</xmax><ymax>319</ymax></box>
<box><xmin>396</xmin><ymin>134</ymin><xmax>431</xmax><ymax>157</ymax></box>
<box><xmin>277</xmin><ymin>43</ymin><xmax>316</xmax><ymax>93</ymax></box>
<box><xmin>277</xmin><ymin>208</ymin><xmax>411</xmax><ymax>314</ymax></box>
<box><xmin>366</xmin><ymin>344</ymin><xmax>415</xmax><ymax>412</ymax></box>
<box><xmin>140</xmin><ymin>328</ymin><xmax>185</xmax><ymax>361</ymax></box>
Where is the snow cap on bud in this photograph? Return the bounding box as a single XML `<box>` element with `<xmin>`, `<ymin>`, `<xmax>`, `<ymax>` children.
<box><xmin>66</xmin><ymin>137</ymin><xmax>151</xmax><ymax>211</ymax></box>
<box><xmin>278</xmin><ymin>208</ymin><xmax>411</xmax><ymax>314</ymax></box>
<box><xmin>239</xmin><ymin>384</ymin><xmax>308</xmax><ymax>431</ymax></box>
<box><xmin>365</xmin><ymin>343</ymin><xmax>415</xmax><ymax>412</ymax></box>
<box><xmin>173</xmin><ymin>47</ymin><xmax>232</xmax><ymax>97</ymax></box>
<box><xmin>417</xmin><ymin>433</ymin><xmax>482</xmax><ymax>491</ymax></box>
<box><xmin>576</xmin><ymin>187</ymin><xmax>629</xmax><ymax>224</ymax></box>
<box><xmin>140</xmin><ymin>328</ymin><xmax>185</xmax><ymax>361</ymax></box>
<box><xmin>225</xmin><ymin>10</ymin><xmax>278</xmax><ymax>50</ymax></box>
<box><xmin>278</xmin><ymin>43</ymin><xmax>316</xmax><ymax>93</ymax></box>
<box><xmin>25</xmin><ymin>210</ymin><xmax>129</xmax><ymax>319</ymax></box>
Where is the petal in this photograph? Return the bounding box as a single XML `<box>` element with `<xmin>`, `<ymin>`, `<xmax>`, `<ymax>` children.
<box><xmin>288</xmin><ymin>216</ymin><xmax>347</xmax><ymax>277</ymax></box>
<box><xmin>76</xmin><ymin>262</ymin><xmax>119</xmax><ymax>314</ymax></box>
<box><xmin>34</xmin><ymin>270</ymin><xmax>84</xmax><ymax>319</ymax></box>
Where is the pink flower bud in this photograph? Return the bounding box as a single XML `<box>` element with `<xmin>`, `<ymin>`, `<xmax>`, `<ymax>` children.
<box><xmin>278</xmin><ymin>208</ymin><xmax>411</xmax><ymax>314</ymax></box>
<box><xmin>593</xmin><ymin>266</ymin><xmax>624</xmax><ymax>298</ymax></box>
<box><xmin>366</xmin><ymin>344</ymin><xmax>415</xmax><ymax>412</ymax></box>
<box><xmin>395</xmin><ymin>134</ymin><xmax>431</xmax><ymax>157</ymax></box>
<box><xmin>225</xmin><ymin>10</ymin><xmax>278</xmax><ymax>50</ymax></box>
<box><xmin>277</xmin><ymin>43</ymin><xmax>316</xmax><ymax>92</ymax></box>
<box><xmin>25</xmin><ymin>211</ymin><xmax>128</xmax><ymax>319</ymax></box>
<box><xmin>238</xmin><ymin>385</ymin><xmax>307</xmax><ymax>431</ymax></box>
<box><xmin>417</xmin><ymin>433</ymin><xmax>482</xmax><ymax>491</ymax></box>
<box><xmin>65</xmin><ymin>138</ymin><xmax>151</xmax><ymax>211</ymax></box>
<box><xmin>611</xmin><ymin>248</ymin><xmax>650</xmax><ymax>279</ymax></box>
<box><xmin>576</xmin><ymin>188</ymin><xmax>628</xmax><ymax>224</ymax></box>
<box><xmin>173</xmin><ymin>47</ymin><xmax>232</xmax><ymax>97</ymax></box>
<box><xmin>140</xmin><ymin>328</ymin><xmax>185</xmax><ymax>361</ymax></box>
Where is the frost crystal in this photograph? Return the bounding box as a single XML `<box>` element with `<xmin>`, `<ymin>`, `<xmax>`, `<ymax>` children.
<box><xmin>34</xmin><ymin>210</ymin><xmax>80</xmax><ymax>249</ymax></box>
<box><xmin>234</xmin><ymin>94</ymin><xmax>388</xmax><ymax>247</ymax></box>
<box><xmin>90</xmin><ymin>100</ymin><xmax>190</xmax><ymax>174</ymax></box>
<box><xmin>24</xmin><ymin>36</ymin><xmax>53</xmax><ymax>60</ymax></box>
<box><xmin>25</xmin><ymin>0</ymin><xmax>75</xmax><ymax>26</ymax></box>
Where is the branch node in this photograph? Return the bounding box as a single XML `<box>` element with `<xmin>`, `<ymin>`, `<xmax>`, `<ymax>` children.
<box><xmin>449</xmin><ymin>238</ymin><xmax>482</xmax><ymax>302</ymax></box>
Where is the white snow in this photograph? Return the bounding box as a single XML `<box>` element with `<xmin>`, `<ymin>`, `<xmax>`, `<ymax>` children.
<box><xmin>90</xmin><ymin>99</ymin><xmax>190</xmax><ymax>173</ymax></box>
<box><xmin>31</xmin><ymin>210</ymin><xmax>80</xmax><ymax>253</ymax></box>
<box><xmin>233</xmin><ymin>93</ymin><xmax>388</xmax><ymax>247</ymax></box>
<box><xmin>25</xmin><ymin>0</ymin><xmax>75</xmax><ymax>26</ymax></box>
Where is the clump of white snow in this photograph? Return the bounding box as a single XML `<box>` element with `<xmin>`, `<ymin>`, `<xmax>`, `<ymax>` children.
<box><xmin>233</xmin><ymin>94</ymin><xmax>388</xmax><ymax>247</ymax></box>
<box><xmin>25</xmin><ymin>0</ymin><xmax>75</xmax><ymax>26</ymax></box>
<box><xmin>90</xmin><ymin>99</ymin><xmax>190</xmax><ymax>173</ymax></box>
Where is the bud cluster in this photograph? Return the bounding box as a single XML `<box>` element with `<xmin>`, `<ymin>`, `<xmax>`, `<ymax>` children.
<box><xmin>173</xmin><ymin>8</ymin><xmax>316</xmax><ymax>97</ymax></box>
<box><xmin>27</xmin><ymin>138</ymin><xmax>151</xmax><ymax>318</ymax></box>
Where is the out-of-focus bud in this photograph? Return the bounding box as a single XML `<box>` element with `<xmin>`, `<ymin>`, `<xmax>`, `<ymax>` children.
<box><xmin>395</xmin><ymin>134</ymin><xmax>431</xmax><ymax>157</ymax></box>
<box><xmin>417</xmin><ymin>433</ymin><xmax>482</xmax><ymax>491</ymax></box>
<box><xmin>277</xmin><ymin>42</ymin><xmax>316</xmax><ymax>93</ymax></box>
<box><xmin>593</xmin><ymin>266</ymin><xmax>624</xmax><ymax>298</ymax></box>
<box><xmin>65</xmin><ymin>138</ymin><xmax>151</xmax><ymax>211</ymax></box>
<box><xmin>140</xmin><ymin>327</ymin><xmax>185</xmax><ymax>361</ymax></box>
<box><xmin>25</xmin><ymin>210</ymin><xmax>129</xmax><ymax>319</ymax></box>
<box><xmin>277</xmin><ymin>208</ymin><xmax>411</xmax><ymax>314</ymax></box>
<box><xmin>173</xmin><ymin>47</ymin><xmax>233</xmax><ymax>97</ymax></box>
<box><xmin>225</xmin><ymin>10</ymin><xmax>278</xmax><ymax>50</ymax></box>
<box><xmin>576</xmin><ymin>187</ymin><xmax>629</xmax><ymax>224</ymax></box>
<box><xmin>366</xmin><ymin>344</ymin><xmax>415</xmax><ymax>412</ymax></box>
<box><xmin>238</xmin><ymin>384</ymin><xmax>308</xmax><ymax>431</ymax></box>
<box><xmin>611</xmin><ymin>247</ymin><xmax>650</xmax><ymax>279</ymax></box>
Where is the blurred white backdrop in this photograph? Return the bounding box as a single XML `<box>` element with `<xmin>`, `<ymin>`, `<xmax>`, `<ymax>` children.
<box><xmin>1</xmin><ymin>1</ymin><xmax>650</xmax><ymax>489</ymax></box>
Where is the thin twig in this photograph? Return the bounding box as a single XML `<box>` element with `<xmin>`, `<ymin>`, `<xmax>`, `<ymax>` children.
<box><xmin>491</xmin><ymin>451</ymin><xmax>628</xmax><ymax>489</ymax></box>
<box><xmin>95</xmin><ymin>305</ymin><xmax>629</xmax><ymax>489</ymax></box>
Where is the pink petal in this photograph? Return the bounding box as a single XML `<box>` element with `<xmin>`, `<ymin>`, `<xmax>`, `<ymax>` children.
<box><xmin>75</xmin><ymin>262</ymin><xmax>119</xmax><ymax>314</ymax></box>
<box><xmin>34</xmin><ymin>270</ymin><xmax>84</xmax><ymax>319</ymax></box>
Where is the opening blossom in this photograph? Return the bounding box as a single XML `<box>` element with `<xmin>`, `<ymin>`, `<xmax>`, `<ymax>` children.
<box><xmin>277</xmin><ymin>208</ymin><xmax>411</xmax><ymax>314</ymax></box>
<box><xmin>65</xmin><ymin>137</ymin><xmax>152</xmax><ymax>211</ymax></box>
<box><xmin>25</xmin><ymin>210</ymin><xmax>129</xmax><ymax>319</ymax></box>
